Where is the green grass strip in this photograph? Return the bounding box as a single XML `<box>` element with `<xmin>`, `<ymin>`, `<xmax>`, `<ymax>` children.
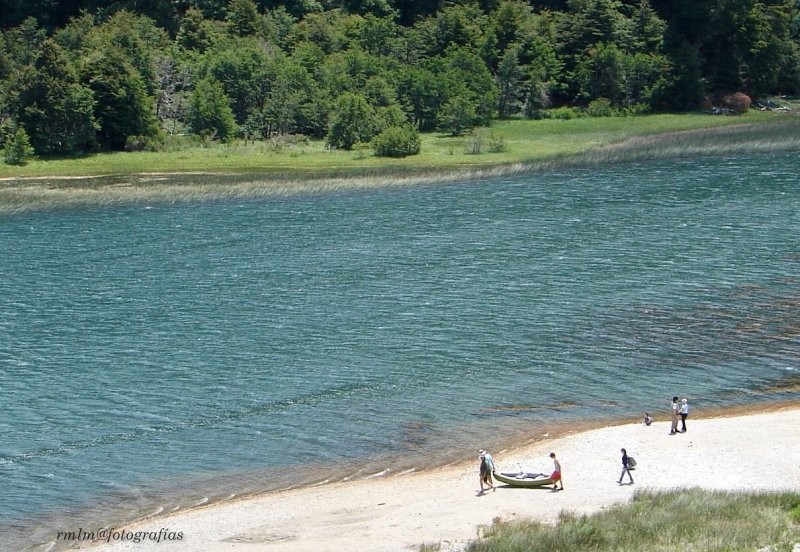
<box><xmin>1</xmin><ymin>113</ymin><xmax>799</xmax><ymax>214</ymax></box>
<box><xmin>463</xmin><ymin>489</ymin><xmax>800</xmax><ymax>552</ymax></box>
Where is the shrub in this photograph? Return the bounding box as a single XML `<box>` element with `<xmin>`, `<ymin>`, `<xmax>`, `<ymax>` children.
<box><xmin>548</xmin><ymin>107</ymin><xmax>581</xmax><ymax>120</ymax></box>
<box><xmin>586</xmin><ymin>97</ymin><xmax>617</xmax><ymax>117</ymax></box>
<box><xmin>464</xmin><ymin>129</ymin><xmax>511</xmax><ymax>154</ymax></box>
<box><xmin>124</xmin><ymin>133</ymin><xmax>166</xmax><ymax>152</ymax></box>
<box><xmin>464</xmin><ymin>128</ymin><xmax>487</xmax><ymax>154</ymax></box>
<box><xmin>722</xmin><ymin>92</ymin><xmax>752</xmax><ymax>114</ymax></box>
<box><xmin>3</xmin><ymin>127</ymin><xmax>35</xmax><ymax>165</ymax></box>
<box><xmin>622</xmin><ymin>103</ymin><xmax>651</xmax><ymax>116</ymax></box>
<box><xmin>327</xmin><ymin>93</ymin><xmax>378</xmax><ymax>150</ymax></box>
<box><xmin>488</xmin><ymin>134</ymin><xmax>507</xmax><ymax>153</ymax></box>
<box><xmin>372</xmin><ymin>125</ymin><xmax>421</xmax><ymax>158</ymax></box>
<box><xmin>352</xmin><ymin>141</ymin><xmax>372</xmax><ymax>159</ymax></box>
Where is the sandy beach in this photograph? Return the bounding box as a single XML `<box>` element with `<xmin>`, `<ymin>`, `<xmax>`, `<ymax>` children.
<box><xmin>72</xmin><ymin>404</ymin><xmax>800</xmax><ymax>552</ymax></box>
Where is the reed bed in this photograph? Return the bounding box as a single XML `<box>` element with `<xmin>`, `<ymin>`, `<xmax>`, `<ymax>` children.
<box><xmin>465</xmin><ymin>488</ymin><xmax>800</xmax><ymax>552</ymax></box>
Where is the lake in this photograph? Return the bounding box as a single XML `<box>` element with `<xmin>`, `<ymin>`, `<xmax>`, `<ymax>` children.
<box><xmin>1</xmin><ymin>152</ymin><xmax>799</xmax><ymax>551</ymax></box>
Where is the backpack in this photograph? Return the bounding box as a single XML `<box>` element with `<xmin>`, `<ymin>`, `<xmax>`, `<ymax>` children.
<box><xmin>627</xmin><ymin>456</ymin><xmax>637</xmax><ymax>469</ymax></box>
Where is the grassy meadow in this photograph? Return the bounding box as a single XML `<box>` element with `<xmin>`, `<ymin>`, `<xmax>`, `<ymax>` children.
<box><xmin>419</xmin><ymin>489</ymin><xmax>800</xmax><ymax>552</ymax></box>
<box><xmin>1</xmin><ymin>110</ymin><xmax>799</xmax><ymax>213</ymax></box>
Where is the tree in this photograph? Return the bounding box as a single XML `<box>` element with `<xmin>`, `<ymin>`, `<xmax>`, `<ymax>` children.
<box><xmin>565</xmin><ymin>0</ymin><xmax>628</xmax><ymax>53</ymax></box>
<box><xmin>2</xmin><ymin>17</ymin><xmax>47</xmax><ymax>67</ymax></box>
<box><xmin>155</xmin><ymin>56</ymin><xmax>191</xmax><ymax>135</ymax></box>
<box><xmin>514</xmin><ymin>24</ymin><xmax>563</xmax><ymax>115</ymax></box>
<box><xmin>326</xmin><ymin>92</ymin><xmax>377</xmax><ymax>149</ymax></box>
<box><xmin>199</xmin><ymin>42</ymin><xmax>271</xmax><ymax>124</ymax></box>
<box><xmin>575</xmin><ymin>42</ymin><xmax>626</xmax><ymax>105</ymax></box>
<box><xmin>665</xmin><ymin>38</ymin><xmax>705</xmax><ymax>109</ymax></box>
<box><xmin>438</xmin><ymin>95</ymin><xmax>476</xmax><ymax>136</ymax></box>
<box><xmin>296</xmin><ymin>86</ymin><xmax>333</xmax><ymax>138</ymax></box>
<box><xmin>395</xmin><ymin>66</ymin><xmax>441</xmax><ymax>131</ymax></box>
<box><xmin>392</xmin><ymin>0</ymin><xmax>445</xmax><ymax>26</ymax></box>
<box><xmin>490</xmin><ymin>0</ymin><xmax>534</xmax><ymax>56</ymax></box>
<box><xmin>415</xmin><ymin>3</ymin><xmax>488</xmax><ymax>55</ymax></box>
<box><xmin>227</xmin><ymin>0</ymin><xmax>260</xmax><ymax>36</ymax></box>
<box><xmin>85</xmin><ymin>11</ymin><xmax>170</xmax><ymax>98</ymax></box>
<box><xmin>624</xmin><ymin>51</ymin><xmax>672</xmax><ymax>108</ymax></box>
<box><xmin>12</xmin><ymin>39</ymin><xmax>97</xmax><ymax>154</ymax></box>
<box><xmin>631</xmin><ymin>0</ymin><xmax>666</xmax><ymax>53</ymax></box>
<box><xmin>356</xmin><ymin>14</ymin><xmax>405</xmax><ymax>57</ymax></box>
<box><xmin>245</xmin><ymin>55</ymin><xmax>314</xmax><ymax>138</ymax></box>
<box><xmin>338</xmin><ymin>0</ymin><xmax>397</xmax><ymax>18</ymax></box>
<box><xmin>441</xmin><ymin>47</ymin><xmax>498</xmax><ymax>126</ymax></box>
<box><xmin>3</xmin><ymin>125</ymin><xmax>33</xmax><ymax>164</ymax></box>
<box><xmin>80</xmin><ymin>49</ymin><xmax>160</xmax><ymax>150</ymax></box>
<box><xmin>496</xmin><ymin>44</ymin><xmax>526</xmax><ymax>118</ymax></box>
<box><xmin>738</xmin><ymin>1</ymin><xmax>794</xmax><ymax>98</ymax></box>
<box><xmin>290</xmin><ymin>10</ymin><xmax>359</xmax><ymax>54</ymax></box>
<box><xmin>188</xmin><ymin>78</ymin><xmax>237</xmax><ymax>141</ymax></box>
<box><xmin>177</xmin><ymin>7</ymin><xmax>213</xmax><ymax>51</ymax></box>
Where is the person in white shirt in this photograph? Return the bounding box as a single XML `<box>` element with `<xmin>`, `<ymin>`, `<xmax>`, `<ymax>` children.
<box><xmin>549</xmin><ymin>452</ymin><xmax>563</xmax><ymax>491</ymax></box>
<box><xmin>478</xmin><ymin>449</ymin><xmax>495</xmax><ymax>494</ymax></box>
<box><xmin>679</xmin><ymin>398</ymin><xmax>689</xmax><ymax>432</ymax></box>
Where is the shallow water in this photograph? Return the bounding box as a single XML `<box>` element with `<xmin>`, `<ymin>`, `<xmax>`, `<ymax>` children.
<box><xmin>1</xmin><ymin>152</ymin><xmax>799</xmax><ymax>550</ymax></box>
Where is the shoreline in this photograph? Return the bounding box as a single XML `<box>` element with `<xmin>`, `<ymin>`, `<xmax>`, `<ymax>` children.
<box><xmin>39</xmin><ymin>399</ymin><xmax>798</xmax><ymax>552</ymax></box>
<box><xmin>2</xmin><ymin>120</ymin><xmax>800</xmax><ymax>215</ymax></box>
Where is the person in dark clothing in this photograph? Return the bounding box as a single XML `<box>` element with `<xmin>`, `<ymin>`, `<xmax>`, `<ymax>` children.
<box><xmin>618</xmin><ymin>448</ymin><xmax>634</xmax><ymax>484</ymax></box>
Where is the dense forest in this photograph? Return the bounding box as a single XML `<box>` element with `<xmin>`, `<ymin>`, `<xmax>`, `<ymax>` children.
<box><xmin>1</xmin><ymin>0</ymin><xmax>799</xmax><ymax>159</ymax></box>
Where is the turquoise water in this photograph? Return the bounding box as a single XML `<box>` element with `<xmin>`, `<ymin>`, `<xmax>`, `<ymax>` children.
<box><xmin>2</xmin><ymin>153</ymin><xmax>799</xmax><ymax>550</ymax></box>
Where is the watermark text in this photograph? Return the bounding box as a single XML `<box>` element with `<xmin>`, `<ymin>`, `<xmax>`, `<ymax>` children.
<box><xmin>56</xmin><ymin>527</ymin><xmax>184</xmax><ymax>544</ymax></box>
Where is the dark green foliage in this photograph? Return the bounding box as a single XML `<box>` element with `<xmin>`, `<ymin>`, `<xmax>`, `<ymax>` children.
<box><xmin>395</xmin><ymin>67</ymin><xmax>441</xmax><ymax>131</ymax></box>
<box><xmin>226</xmin><ymin>0</ymin><xmax>260</xmax><ymax>36</ymax></box>
<box><xmin>11</xmin><ymin>39</ymin><xmax>98</xmax><ymax>154</ymax></box>
<box><xmin>124</xmin><ymin>133</ymin><xmax>164</xmax><ymax>152</ymax></box>
<box><xmin>438</xmin><ymin>95</ymin><xmax>476</xmax><ymax>136</ymax></box>
<box><xmin>496</xmin><ymin>44</ymin><xmax>525</xmax><ymax>118</ymax></box>
<box><xmin>575</xmin><ymin>42</ymin><xmax>627</xmax><ymax>106</ymax></box>
<box><xmin>187</xmin><ymin>78</ymin><xmax>237</xmax><ymax>141</ymax></box>
<box><xmin>3</xmin><ymin>17</ymin><xmax>48</xmax><ymax>67</ymax></box>
<box><xmin>0</xmin><ymin>0</ymin><xmax>66</xmax><ymax>30</ymax></box>
<box><xmin>198</xmin><ymin>44</ymin><xmax>270</xmax><ymax>124</ymax></box>
<box><xmin>338</xmin><ymin>0</ymin><xmax>397</xmax><ymax>18</ymax></box>
<box><xmin>91</xmin><ymin>11</ymin><xmax>170</xmax><ymax>96</ymax></box>
<box><xmin>3</xmin><ymin>125</ymin><xmax>33</xmax><ymax>164</ymax></box>
<box><xmin>326</xmin><ymin>92</ymin><xmax>377</xmax><ymax>149</ymax></box>
<box><xmin>387</xmin><ymin>0</ymin><xmax>444</xmax><ymax>26</ymax></box>
<box><xmin>177</xmin><ymin>8</ymin><xmax>213</xmax><ymax>51</ymax></box>
<box><xmin>81</xmin><ymin>50</ymin><xmax>160</xmax><ymax>150</ymax></box>
<box><xmin>2</xmin><ymin>0</ymin><xmax>800</xmax><ymax>153</ymax></box>
<box><xmin>631</xmin><ymin>0</ymin><xmax>666</xmax><ymax>52</ymax></box>
<box><xmin>665</xmin><ymin>38</ymin><xmax>705</xmax><ymax>109</ymax></box>
<box><xmin>372</xmin><ymin>124</ymin><xmax>420</xmax><ymax>157</ymax></box>
<box><xmin>585</xmin><ymin>96</ymin><xmax>616</xmax><ymax>116</ymax></box>
<box><xmin>416</xmin><ymin>3</ymin><xmax>488</xmax><ymax>55</ymax></box>
<box><xmin>440</xmin><ymin>47</ymin><xmax>498</xmax><ymax>127</ymax></box>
